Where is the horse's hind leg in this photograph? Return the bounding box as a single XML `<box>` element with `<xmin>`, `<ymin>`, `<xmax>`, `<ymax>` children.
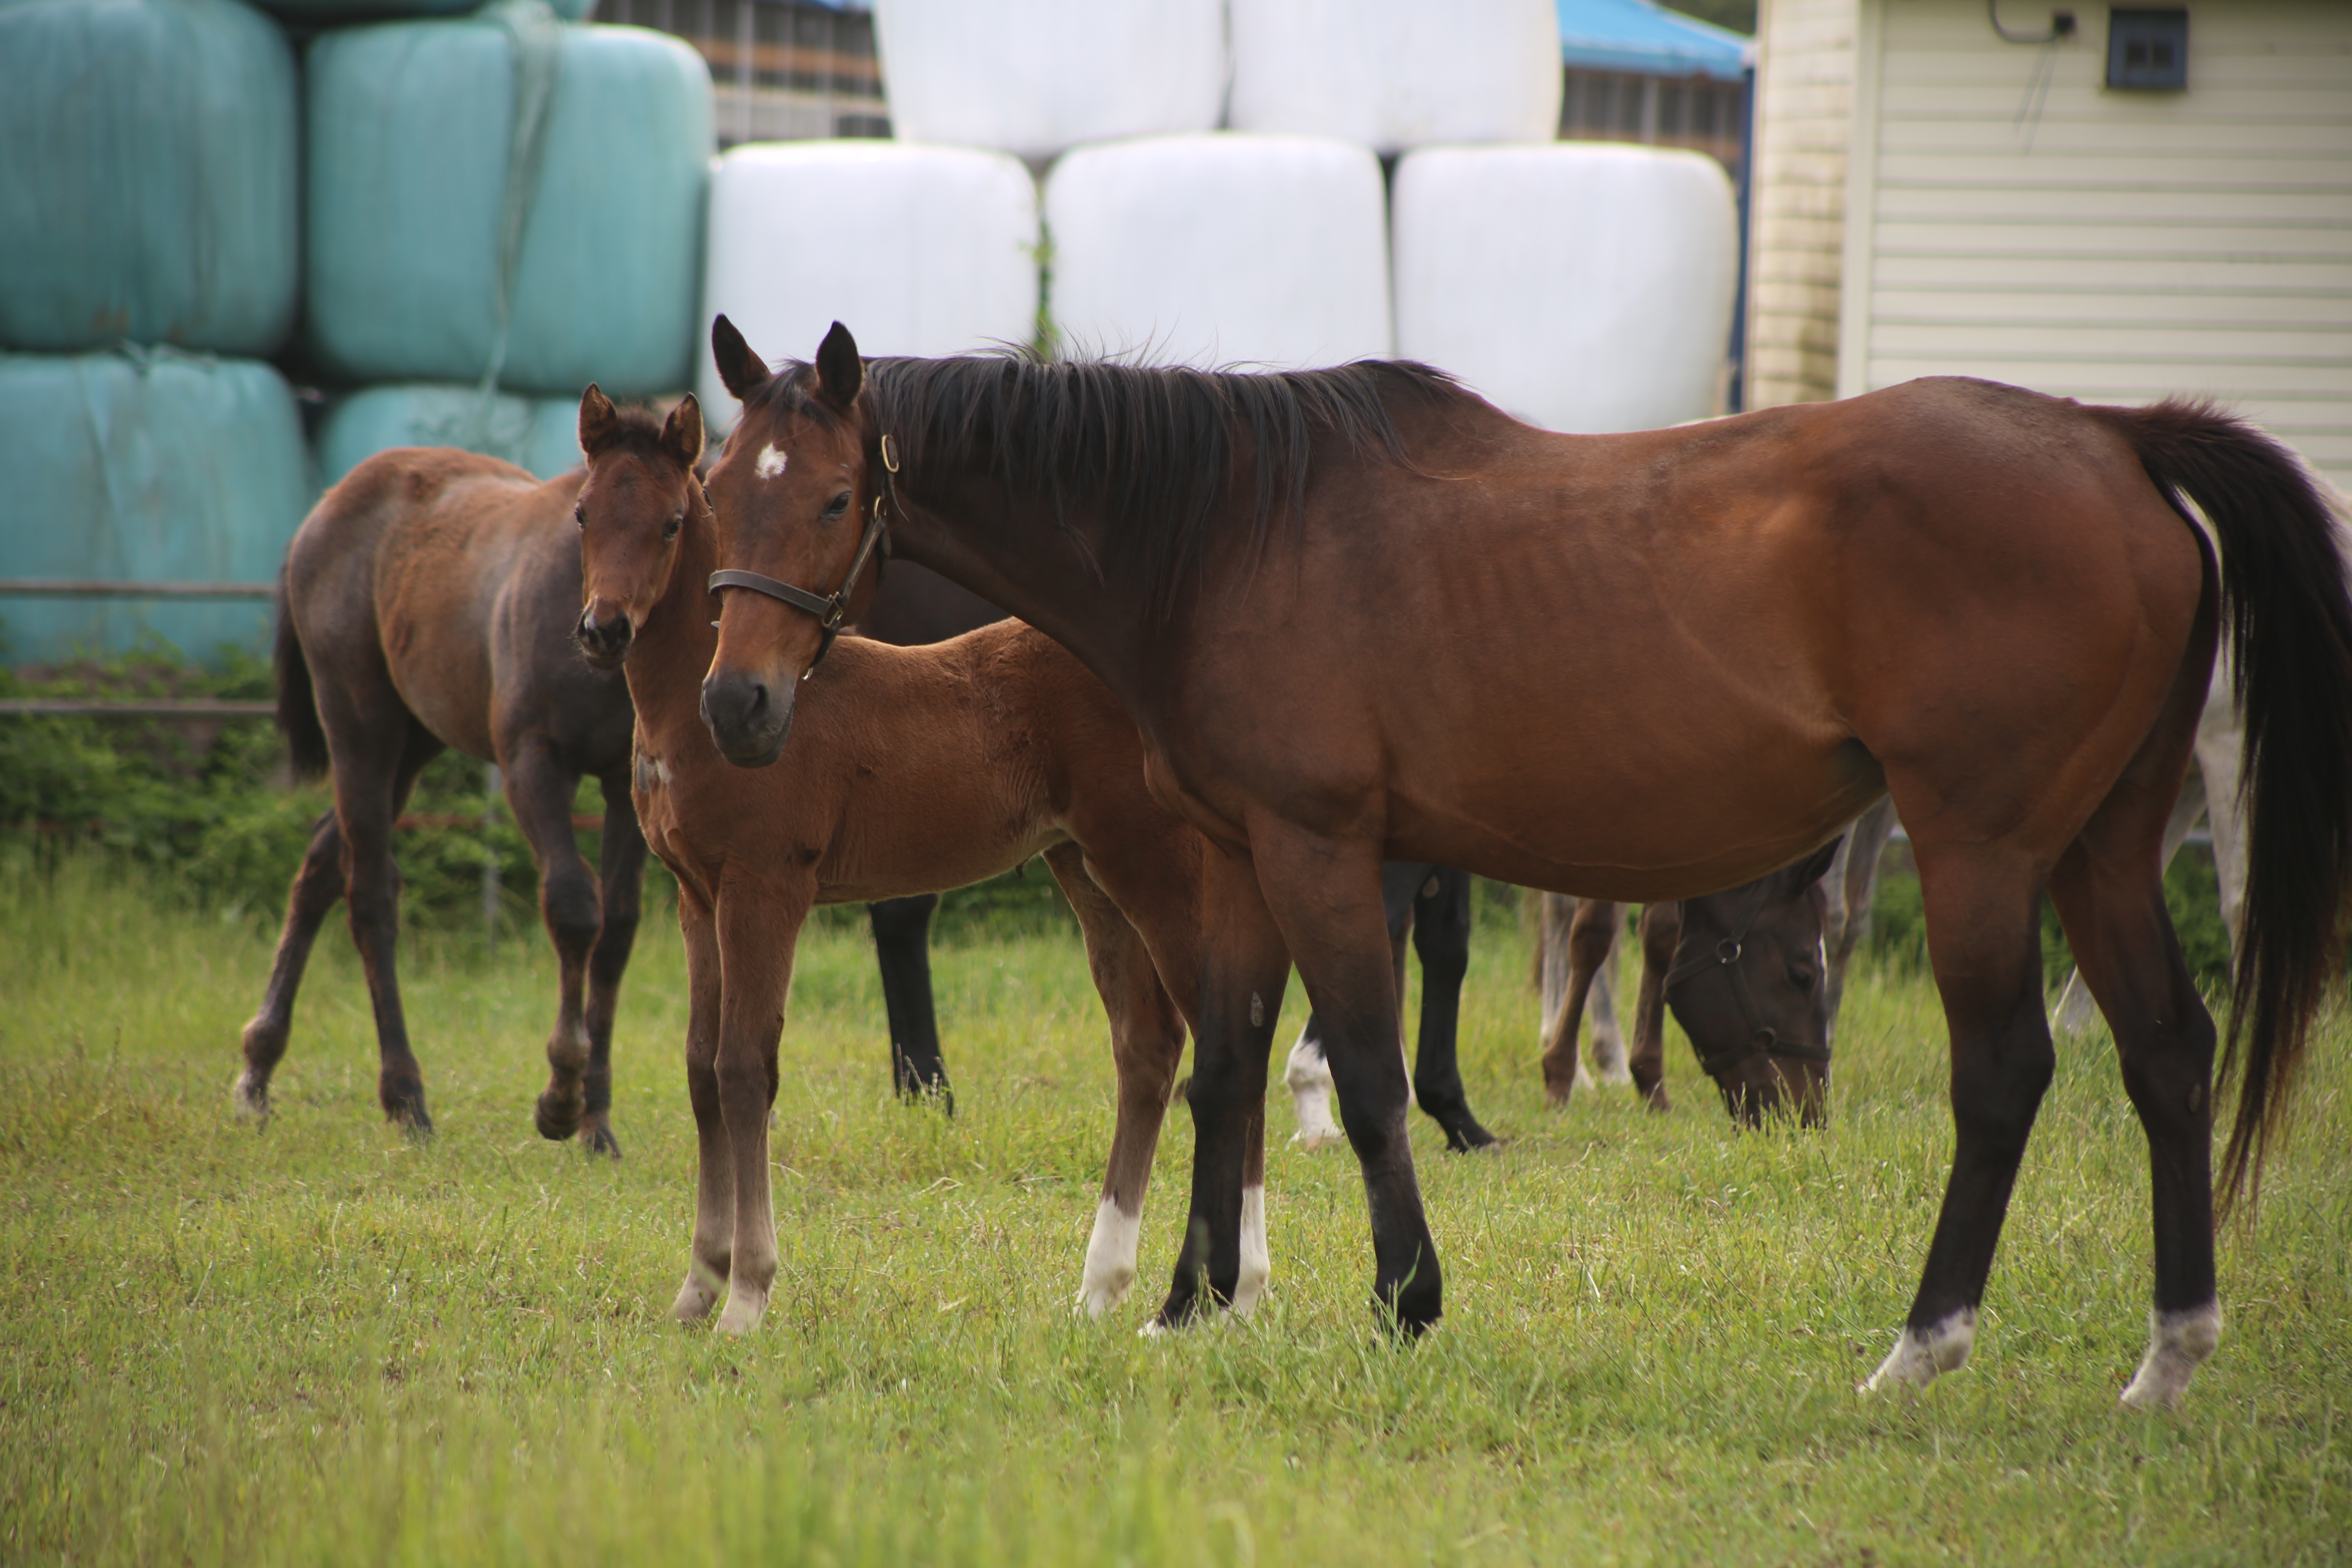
<box><xmin>236</xmin><ymin>810</ymin><xmax>347</xmax><ymax>1119</ymax></box>
<box><xmin>2047</xmin><ymin>673</ymin><xmax>2222</xmax><ymax>1408</ymax></box>
<box><xmin>1539</xmin><ymin>899</ymin><xmax>1621</xmax><ymax>1105</ymax></box>
<box><xmin>1863</xmin><ymin>843</ymin><xmax>2054</xmax><ymax>1392</ymax></box>
<box><xmin>1409</xmin><ymin>868</ymin><xmax>1496</xmax><ymax>1151</ymax></box>
<box><xmin>1045</xmin><ymin>845</ymin><xmax>1187</xmax><ymax>1318</ymax></box>
<box><xmin>578</xmin><ymin>772</ymin><xmax>650</xmax><ymax>1158</ymax></box>
<box><xmin>500</xmin><ymin>744</ymin><xmax>601</xmax><ymax>1144</ymax></box>
<box><xmin>869</xmin><ymin>894</ymin><xmax>953</xmax><ymax>1107</ymax></box>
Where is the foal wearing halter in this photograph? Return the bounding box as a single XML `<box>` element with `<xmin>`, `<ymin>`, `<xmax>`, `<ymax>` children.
<box><xmin>700</xmin><ymin>316</ymin><xmax>2352</xmax><ymax>1408</ymax></box>
<box><xmin>572</xmin><ymin>388</ymin><xmax>1249</xmax><ymax>1332</ymax></box>
<box><xmin>240</xmin><ymin>447</ymin><xmax>649</xmax><ymax>1152</ymax></box>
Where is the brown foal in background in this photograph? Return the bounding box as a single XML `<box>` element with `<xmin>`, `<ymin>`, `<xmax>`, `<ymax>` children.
<box><xmin>571</xmin><ymin>388</ymin><xmax>1257</xmax><ymax>1333</ymax></box>
<box><xmin>241</xmin><ymin>448</ymin><xmax>648</xmax><ymax>1153</ymax></box>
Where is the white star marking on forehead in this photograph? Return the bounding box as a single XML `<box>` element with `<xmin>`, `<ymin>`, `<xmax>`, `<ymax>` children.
<box><xmin>754</xmin><ymin>443</ymin><xmax>788</xmax><ymax>480</ymax></box>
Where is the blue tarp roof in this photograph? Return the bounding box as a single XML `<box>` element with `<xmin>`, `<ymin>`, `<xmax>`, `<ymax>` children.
<box><xmin>1556</xmin><ymin>0</ymin><xmax>1750</xmax><ymax>81</ymax></box>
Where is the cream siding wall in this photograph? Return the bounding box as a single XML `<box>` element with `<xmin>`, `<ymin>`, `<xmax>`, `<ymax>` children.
<box><xmin>1838</xmin><ymin>0</ymin><xmax>2352</xmax><ymax>489</ymax></box>
<box><xmin>1746</xmin><ymin>0</ymin><xmax>1860</xmax><ymax>408</ymax></box>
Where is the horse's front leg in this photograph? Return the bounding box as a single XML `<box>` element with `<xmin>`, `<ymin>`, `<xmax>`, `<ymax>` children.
<box><xmin>1539</xmin><ymin>899</ymin><xmax>1621</xmax><ymax>1106</ymax></box>
<box><xmin>1628</xmin><ymin>902</ymin><xmax>1677</xmax><ymax>1111</ymax></box>
<box><xmin>578</xmin><ymin>772</ymin><xmax>650</xmax><ymax>1158</ymax></box>
<box><xmin>500</xmin><ymin>745</ymin><xmax>601</xmax><ymax>1144</ymax></box>
<box><xmin>712</xmin><ymin>875</ymin><xmax>806</xmax><ymax>1335</ymax></box>
<box><xmin>1154</xmin><ymin>846</ymin><xmax>1292</xmax><ymax>1331</ymax></box>
<box><xmin>1407</xmin><ymin>868</ymin><xmax>1495</xmax><ymax>1151</ymax></box>
<box><xmin>672</xmin><ymin>886</ymin><xmax>731</xmax><ymax>1321</ymax></box>
<box><xmin>869</xmin><ymin>894</ymin><xmax>953</xmax><ymax>1107</ymax></box>
<box><xmin>1247</xmin><ymin>826</ymin><xmax>1441</xmax><ymax>1335</ymax></box>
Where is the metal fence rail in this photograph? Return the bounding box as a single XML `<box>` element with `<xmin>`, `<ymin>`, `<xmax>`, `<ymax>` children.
<box><xmin>1</xmin><ymin>579</ymin><xmax>280</xmax><ymax>717</ymax></box>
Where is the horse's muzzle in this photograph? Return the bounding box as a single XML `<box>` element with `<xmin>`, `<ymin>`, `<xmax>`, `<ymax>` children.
<box><xmin>699</xmin><ymin>667</ymin><xmax>794</xmax><ymax>766</ymax></box>
<box><xmin>575</xmin><ymin>604</ymin><xmax>634</xmax><ymax>669</ymax></box>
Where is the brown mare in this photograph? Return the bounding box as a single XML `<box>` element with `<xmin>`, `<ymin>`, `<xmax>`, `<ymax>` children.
<box><xmin>698</xmin><ymin>317</ymin><xmax>2352</xmax><ymax>1409</ymax></box>
<box><xmin>238</xmin><ymin>449</ymin><xmax>649</xmax><ymax>1153</ymax></box>
<box><xmin>571</xmin><ymin>388</ymin><xmax>1240</xmax><ymax>1332</ymax></box>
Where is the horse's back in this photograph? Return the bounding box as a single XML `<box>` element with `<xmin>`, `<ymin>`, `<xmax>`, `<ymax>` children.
<box><xmin>284</xmin><ymin>448</ymin><xmax>608</xmax><ymax>765</ymax></box>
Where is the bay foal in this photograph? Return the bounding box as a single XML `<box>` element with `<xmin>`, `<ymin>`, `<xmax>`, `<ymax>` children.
<box><xmin>572</xmin><ymin>389</ymin><xmax>1241</xmax><ymax>1331</ymax></box>
<box><xmin>700</xmin><ymin>318</ymin><xmax>2352</xmax><ymax>1407</ymax></box>
<box><xmin>240</xmin><ymin>449</ymin><xmax>648</xmax><ymax>1152</ymax></box>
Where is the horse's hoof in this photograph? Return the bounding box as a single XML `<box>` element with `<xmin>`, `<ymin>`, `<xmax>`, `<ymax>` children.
<box><xmin>714</xmin><ymin>1290</ymin><xmax>768</xmax><ymax>1335</ymax></box>
<box><xmin>232</xmin><ymin>1071</ymin><xmax>270</xmax><ymax>1123</ymax></box>
<box><xmin>1290</xmin><ymin>1127</ymin><xmax>1344</xmax><ymax>1151</ymax></box>
<box><xmin>535</xmin><ymin>1090</ymin><xmax>584</xmax><ymax>1143</ymax></box>
<box><xmin>579</xmin><ymin>1117</ymin><xmax>622</xmax><ymax>1160</ymax></box>
<box><xmin>672</xmin><ymin>1282</ymin><xmax>720</xmax><ymax>1323</ymax></box>
<box><xmin>1446</xmin><ymin>1133</ymin><xmax>1505</xmax><ymax>1155</ymax></box>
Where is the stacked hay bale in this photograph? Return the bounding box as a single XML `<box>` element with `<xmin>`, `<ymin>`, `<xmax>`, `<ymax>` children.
<box><xmin>305</xmin><ymin>0</ymin><xmax>711</xmax><ymax>481</ymax></box>
<box><xmin>0</xmin><ymin>0</ymin><xmax>310</xmax><ymax>655</ymax></box>
<box><xmin>833</xmin><ymin>0</ymin><xmax>1736</xmax><ymax>430</ymax></box>
<box><xmin>0</xmin><ymin>0</ymin><xmax>711</xmax><ymax>659</ymax></box>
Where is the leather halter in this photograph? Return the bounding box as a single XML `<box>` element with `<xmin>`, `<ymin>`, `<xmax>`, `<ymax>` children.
<box><xmin>1663</xmin><ymin>878</ymin><xmax>1834</xmax><ymax>1078</ymax></box>
<box><xmin>706</xmin><ymin>431</ymin><xmax>900</xmax><ymax>674</ymax></box>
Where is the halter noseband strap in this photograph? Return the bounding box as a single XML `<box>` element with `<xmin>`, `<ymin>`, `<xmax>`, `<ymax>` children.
<box><xmin>1662</xmin><ymin>877</ymin><xmax>1834</xmax><ymax>1078</ymax></box>
<box><xmin>706</xmin><ymin>431</ymin><xmax>901</xmax><ymax>674</ymax></box>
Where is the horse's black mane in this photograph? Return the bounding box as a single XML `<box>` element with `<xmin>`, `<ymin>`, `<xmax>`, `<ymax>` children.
<box><xmin>745</xmin><ymin>352</ymin><xmax>1467</xmax><ymax>616</ymax></box>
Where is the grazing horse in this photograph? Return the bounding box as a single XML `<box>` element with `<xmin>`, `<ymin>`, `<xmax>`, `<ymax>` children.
<box><xmin>695</xmin><ymin>317</ymin><xmax>2352</xmax><ymax>1408</ymax></box>
<box><xmin>1541</xmin><ymin>842</ymin><xmax>1841</xmax><ymax>1126</ymax></box>
<box><xmin>238</xmin><ymin>449</ymin><xmax>649</xmax><ymax>1152</ymax></box>
<box><xmin>571</xmin><ymin>388</ymin><xmax>1254</xmax><ymax>1331</ymax></box>
<box><xmin>1287</xmin><ymin>857</ymin><xmax>1843</xmax><ymax>1146</ymax></box>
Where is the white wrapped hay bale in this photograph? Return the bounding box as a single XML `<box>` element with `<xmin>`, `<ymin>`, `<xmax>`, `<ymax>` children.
<box><xmin>873</xmin><ymin>0</ymin><xmax>1224</xmax><ymax>161</ymax></box>
<box><xmin>1228</xmin><ymin>0</ymin><xmax>1562</xmax><ymax>153</ymax></box>
<box><xmin>317</xmin><ymin>385</ymin><xmax>587</xmax><ymax>487</ymax></box>
<box><xmin>696</xmin><ymin>142</ymin><xmax>1039</xmax><ymax>428</ymax></box>
<box><xmin>1045</xmin><ymin>134</ymin><xmax>1392</xmax><ymax>371</ymax></box>
<box><xmin>305</xmin><ymin>7</ymin><xmax>713</xmax><ymax>398</ymax></box>
<box><xmin>1392</xmin><ymin>143</ymin><xmax>1737</xmax><ymax>434</ymax></box>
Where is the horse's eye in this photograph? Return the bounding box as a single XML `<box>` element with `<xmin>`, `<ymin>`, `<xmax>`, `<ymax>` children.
<box><xmin>662</xmin><ymin>510</ymin><xmax>684</xmax><ymax>540</ymax></box>
<box><xmin>1788</xmin><ymin>962</ymin><xmax>1818</xmax><ymax>992</ymax></box>
<box><xmin>822</xmin><ymin>490</ymin><xmax>852</xmax><ymax>520</ymax></box>
<box><xmin>572</xmin><ymin>505</ymin><xmax>586</xmax><ymax>530</ymax></box>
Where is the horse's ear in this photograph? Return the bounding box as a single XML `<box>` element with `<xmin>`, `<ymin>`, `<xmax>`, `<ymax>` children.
<box><xmin>1788</xmin><ymin>836</ymin><xmax>1844</xmax><ymax>891</ymax></box>
<box><xmin>661</xmin><ymin>394</ymin><xmax>704</xmax><ymax>472</ymax></box>
<box><xmin>814</xmin><ymin>320</ymin><xmax>862</xmax><ymax>408</ymax></box>
<box><xmin>578</xmin><ymin>383</ymin><xmax>619</xmax><ymax>454</ymax></box>
<box><xmin>711</xmin><ymin>314</ymin><xmax>771</xmax><ymax>402</ymax></box>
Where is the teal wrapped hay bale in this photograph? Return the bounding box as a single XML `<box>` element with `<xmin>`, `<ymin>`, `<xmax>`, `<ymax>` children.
<box><xmin>317</xmin><ymin>384</ymin><xmax>585</xmax><ymax>486</ymax></box>
<box><xmin>0</xmin><ymin>0</ymin><xmax>297</xmax><ymax>356</ymax></box>
<box><xmin>0</xmin><ymin>349</ymin><xmax>316</xmax><ymax>660</ymax></box>
<box><xmin>253</xmin><ymin>0</ymin><xmax>596</xmax><ymax>22</ymax></box>
<box><xmin>305</xmin><ymin>3</ymin><xmax>712</xmax><ymax>398</ymax></box>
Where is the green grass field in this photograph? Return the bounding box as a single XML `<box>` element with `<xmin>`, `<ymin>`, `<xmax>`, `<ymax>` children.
<box><xmin>2</xmin><ymin>849</ymin><xmax>2347</xmax><ymax>1566</ymax></box>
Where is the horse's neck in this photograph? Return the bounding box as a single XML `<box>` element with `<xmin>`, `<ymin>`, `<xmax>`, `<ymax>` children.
<box><xmin>627</xmin><ymin>491</ymin><xmax>719</xmax><ymax>741</ymax></box>
<box><xmin>893</xmin><ymin>470</ymin><xmax>1150</xmax><ymax>709</ymax></box>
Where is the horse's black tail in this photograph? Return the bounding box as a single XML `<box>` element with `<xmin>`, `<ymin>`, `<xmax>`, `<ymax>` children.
<box><xmin>272</xmin><ymin>584</ymin><xmax>331</xmax><ymax>782</ymax></box>
<box><xmin>2098</xmin><ymin>397</ymin><xmax>2352</xmax><ymax>1215</ymax></box>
